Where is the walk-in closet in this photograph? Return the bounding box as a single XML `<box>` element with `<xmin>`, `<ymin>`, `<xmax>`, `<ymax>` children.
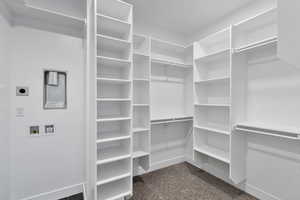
<box><xmin>1</xmin><ymin>0</ymin><xmax>300</xmax><ymax>200</ymax></box>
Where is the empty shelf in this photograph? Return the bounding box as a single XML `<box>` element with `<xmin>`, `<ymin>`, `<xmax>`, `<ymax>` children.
<box><xmin>97</xmin><ymin>78</ymin><xmax>131</xmax><ymax>84</ymax></box>
<box><xmin>195</xmin><ymin>77</ymin><xmax>230</xmax><ymax>84</ymax></box>
<box><xmin>97</xmin><ymin>14</ymin><xmax>131</xmax><ymax>40</ymax></box>
<box><xmin>133</xmin><ymin>52</ymin><xmax>150</xmax><ymax>57</ymax></box>
<box><xmin>97</xmin><ymin>173</ymin><xmax>131</xmax><ymax>186</ymax></box>
<box><xmin>97</xmin><ymin>98</ymin><xmax>131</xmax><ymax>102</ymax></box>
<box><xmin>194</xmin><ymin>146</ymin><xmax>230</xmax><ymax>163</ymax></box>
<box><xmin>97</xmin><ymin>34</ymin><xmax>131</xmax><ymax>52</ymax></box>
<box><xmin>96</xmin><ymin>135</ymin><xmax>130</xmax><ymax>144</ymax></box>
<box><xmin>133</xmin><ymin>151</ymin><xmax>149</xmax><ymax>159</ymax></box>
<box><xmin>194</xmin><ymin>125</ymin><xmax>230</xmax><ymax>135</ymax></box>
<box><xmin>133</xmin><ymin>128</ymin><xmax>149</xmax><ymax>133</ymax></box>
<box><xmin>195</xmin><ymin>48</ymin><xmax>230</xmax><ymax>62</ymax></box>
<box><xmin>151</xmin><ymin>57</ymin><xmax>192</xmax><ymax>68</ymax></box>
<box><xmin>9</xmin><ymin>3</ymin><xmax>85</xmax><ymax>38</ymax></box>
<box><xmin>195</xmin><ymin>103</ymin><xmax>230</xmax><ymax>107</ymax></box>
<box><xmin>98</xmin><ymin>0</ymin><xmax>132</xmax><ymax>22</ymax></box>
<box><xmin>97</xmin><ymin>117</ymin><xmax>131</xmax><ymax>122</ymax></box>
<box><xmin>133</xmin><ymin>104</ymin><xmax>149</xmax><ymax>107</ymax></box>
<box><xmin>133</xmin><ymin>79</ymin><xmax>150</xmax><ymax>82</ymax></box>
<box><xmin>97</xmin><ymin>150</ymin><xmax>131</xmax><ymax>165</ymax></box>
<box><xmin>97</xmin><ymin>56</ymin><xmax>131</xmax><ymax>68</ymax></box>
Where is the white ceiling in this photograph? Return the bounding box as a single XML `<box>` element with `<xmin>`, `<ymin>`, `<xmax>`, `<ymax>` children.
<box><xmin>124</xmin><ymin>0</ymin><xmax>255</xmax><ymax>38</ymax></box>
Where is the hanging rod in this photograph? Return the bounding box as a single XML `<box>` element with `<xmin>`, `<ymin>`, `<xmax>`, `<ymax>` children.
<box><xmin>234</xmin><ymin>36</ymin><xmax>277</xmax><ymax>53</ymax></box>
<box><xmin>234</xmin><ymin>123</ymin><xmax>300</xmax><ymax>140</ymax></box>
<box><xmin>151</xmin><ymin>116</ymin><xmax>193</xmax><ymax>125</ymax></box>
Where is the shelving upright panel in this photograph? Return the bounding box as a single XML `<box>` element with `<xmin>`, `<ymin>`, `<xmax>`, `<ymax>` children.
<box><xmin>132</xmin><ymin>34</ymin><xmax>151</xmax><ymax>175</ymax></box>
<box><xmin>150</xmin><ymin>37</ymin><xmax>194</xmax><ymax>170</ymax></box>
<box><xmin>193</xmin><ymin>27</ymin><xmax>232</xmax><ymax>179</ymax></box>
<box><xmin>95</xmin><ymin>0</ymin><xmax>133</xmax><ymax>199</ymax></box>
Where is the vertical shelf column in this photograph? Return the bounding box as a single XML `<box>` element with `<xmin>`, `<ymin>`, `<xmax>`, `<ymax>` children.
<box><xmin>94</xmin><ymin>0</ymin><xmax>133</xmax><ymax>199</ymax></box>
<box><xmin>192</xmin><ymin>28</ymin><xmax>232</xmax><ymax>180</ymax></box>
<box><xmin>132</xmin><ymin>34</ymin><xmax>151</xmax><ymax>175</ymax></box>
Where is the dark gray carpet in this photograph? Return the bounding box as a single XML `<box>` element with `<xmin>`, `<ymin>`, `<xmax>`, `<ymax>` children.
<box><xmin>130</xmin><ymin>162</ymin><xmax>258</xmax><ymax>200</ymax></box>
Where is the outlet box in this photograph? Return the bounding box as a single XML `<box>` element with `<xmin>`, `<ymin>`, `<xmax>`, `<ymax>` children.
<box><xmin>30</xmin><ymin>126</ymin><xmax>39</xmax><ymax>136</ymax></box>
<box><xmin>45</xmin><ymin>125</ymin><xmax>55</xmax><ymax>134</ymax></box>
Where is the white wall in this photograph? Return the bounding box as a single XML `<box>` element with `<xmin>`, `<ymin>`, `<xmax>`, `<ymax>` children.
<box><xmin>187</xmin><ymin>0</ymin><xmax>277</xmax><ymax>44</ymax></box>
<box><xmin>0</xmin><ymin>13</ymin><xmax>11</xmax><ymax>200</ymax></box>
<box><xmin>9</xmin><ymin>27</ymin><xmax>85</xmax><ymax>200</ymax></box>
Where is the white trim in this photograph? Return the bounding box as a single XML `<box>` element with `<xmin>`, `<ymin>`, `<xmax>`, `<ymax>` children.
<box><xmin>149</xmin><ymin>156</ymin><xmax>185</xmax><ymax>172</ymax></box>
<box><xmin>246</xmin><ymin>183</ymin><xmax>281</xmax><ymax>200</ymax></box>
<box><xmin>20</xmin><ymin>183</ymin><xmax>85</xmax><ymax>200</ymax></box>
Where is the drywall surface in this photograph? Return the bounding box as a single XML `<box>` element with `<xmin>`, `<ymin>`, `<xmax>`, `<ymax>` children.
<box><xmin>0</xmin><ymin>14</ymin><xmax>11</xmax><ymax>200</ymax></box>
<box><xmin>188</xmin><ymin>0</ymin><xmax>277</xmax><ymax>44</ymax></box>
<box><xmin>9</xmin><ymin>27</ymin><xmax>85</xmax><ymax>200</ymax></box>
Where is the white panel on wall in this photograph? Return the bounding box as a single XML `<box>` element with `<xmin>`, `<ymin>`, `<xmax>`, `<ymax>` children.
<box><xmin>9</xmin><ymin>27</ymin><xmax>85</xmax><ymax>200</ymax></box>
<box><xmin>0</xmin><ymin>14</ymin><xmax>11</xmax><ymax>200</ymax></box>
<box><xmin>278</xmin><ymin>0</ymin><xmax>300</xmax><ymax>68</ymax></box>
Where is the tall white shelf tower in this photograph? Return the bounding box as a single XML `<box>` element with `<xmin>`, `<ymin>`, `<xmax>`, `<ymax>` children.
<box><xmin>94</xmin><ymin>0</ymin><xmax>133</xmax><ymax>199</ymax></box>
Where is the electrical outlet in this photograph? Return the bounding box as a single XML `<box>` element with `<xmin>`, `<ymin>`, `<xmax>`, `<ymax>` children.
<box><xmin>45</xmin><ymin>125</ymin><xmax>55</xmax><ymax>134</ymax></box>
<box><xmin>30</xmin><ymin>126</ymin><xmax>39</xmax><ymax>136</ymax></box>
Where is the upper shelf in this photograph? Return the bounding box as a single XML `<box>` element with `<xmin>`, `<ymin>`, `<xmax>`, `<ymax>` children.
<box><xmin>97</xmin><ymin>14</ymin><xmax>131</xmax><ymax>40</ymax></box>
<box><xmin>97</xmin><ymin>0</ymin><xmax>132</xmax><ymax>23</ymax></box>
<box><xmin>194</xmin><ymin>28</ymin><xmax>231</xmax><ymax>59</ymax></box>
<box><xmin>6</xmin><ymin>0</ymin><xmax>85</xmax><ymax>38</ymax></box>
<box><xmin>151</xmin><ymin>38</ymin><xmax>192</xmax><ymax>65</ymax></box>
<box><xmin>151</xmin><ymin>57</ymin><xmax>192</xmax><ymax>69</ymax></box>
<box><xmin>233</xmin><ymin>8</ymin><xmax>277</xmax><ymax>51</ymax></box>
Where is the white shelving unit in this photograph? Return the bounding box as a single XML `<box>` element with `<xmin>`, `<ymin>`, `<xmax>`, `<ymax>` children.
<box><xmin>95</xmin><ymin>0</ymin><xmax>133</xmax><ymax>199</ymax></box>
<box><xmin>193</xmin><ymin>28</ymin><xmax>232</xmax><ymax>175</ymax></box>
<box><xmin>132</xmin><ymin>34</ymin><xmax>151</xmax><ymax>176</ymax></box>
<box><xmin>5</xmin><ymin>0</ymin><xmax>85</xmax><ymax>37</ymax></box>
<box><xmin>150</xmin><ymin>38</ymin><xmax>194</xmax><ymax>170</ymax></box>
<box><xmin>85</xmin><ymin>5</ymin><xmax>300</xmax><ymax>199</ymax></box>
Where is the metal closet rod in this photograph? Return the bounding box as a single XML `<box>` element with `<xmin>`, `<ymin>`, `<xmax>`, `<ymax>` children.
<box><xmin>151</xmin><ymin>116</ymin><xmax>193</xmax><ymax>125</ymax></box>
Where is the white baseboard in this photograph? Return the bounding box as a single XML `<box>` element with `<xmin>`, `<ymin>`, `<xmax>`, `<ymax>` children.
<box><xmin>246</xmin><ymin>184</ymin><xmax>281</xmax><ymax>200</ymax></box>
<box><xmin>20</xmin><ymin>183</ymin><xmax>85</xmax><ymax>200</ymax></box>
<box><xmin>149</xmin><ymin>156</ymin><xmax>185</xmax><ymax>173</ymax></box>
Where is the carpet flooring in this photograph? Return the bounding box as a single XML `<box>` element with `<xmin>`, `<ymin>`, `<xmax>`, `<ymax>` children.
<box><xmin>130</xmin><ymin>162</ymin><xmax>258</xmax><ymax>200</ymax></box>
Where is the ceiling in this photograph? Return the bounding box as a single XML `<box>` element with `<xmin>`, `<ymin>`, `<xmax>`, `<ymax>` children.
<box><xmin>124</xmin><ymin>0</ymin><xmax>255</xmax><ymax>38</ymax></box>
